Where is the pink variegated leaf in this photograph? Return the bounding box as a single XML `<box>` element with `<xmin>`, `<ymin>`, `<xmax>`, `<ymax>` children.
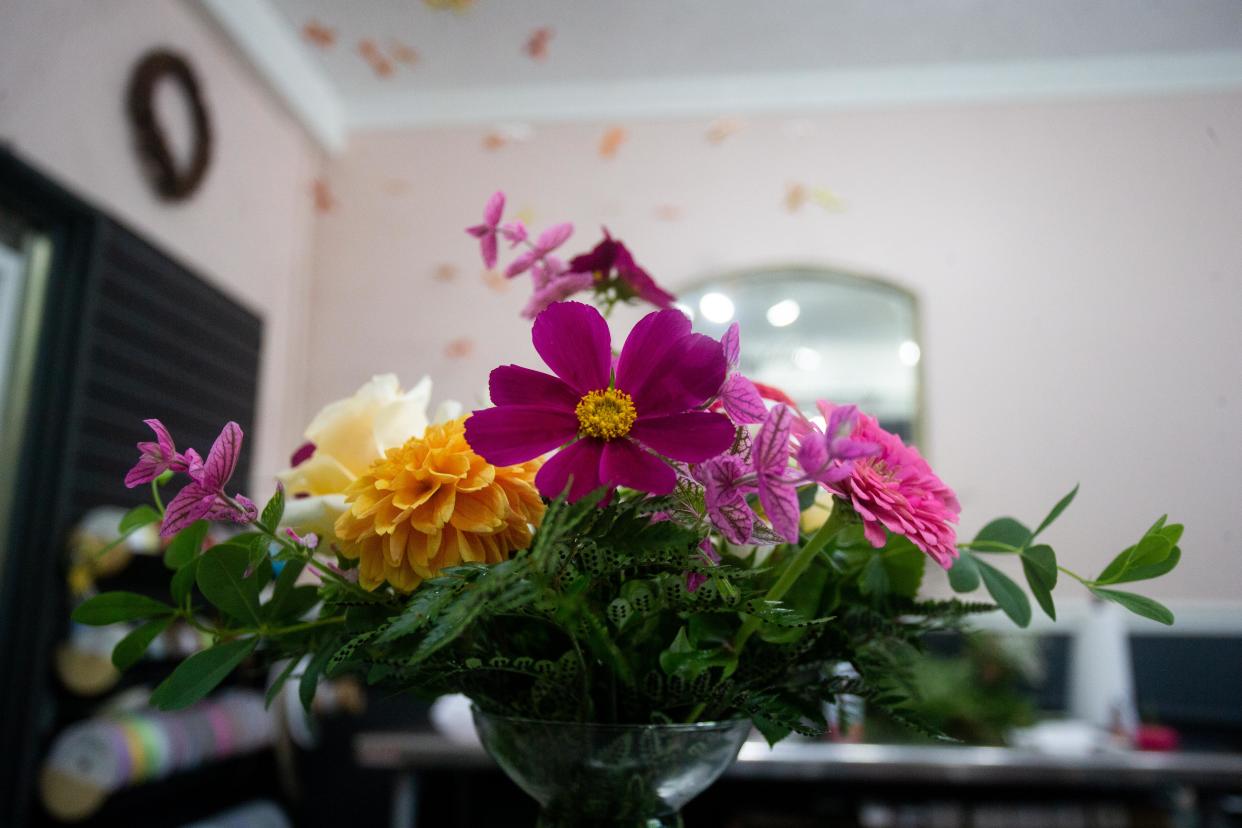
<box><xmin>201</xmin><ymin>422</ymin><xmax>243</xmax><ymax>491</ymax></box>
<box><xmin>753</xmin><ymin>404</ymin><xmax>794</xmax><ymax>475</ymax></box>
<box><xmin>721</xmin><ymin>373</ymin><xmax>766</xmax><ymax>425</ymax></box>
<box><xmin>161</xmin><ymin>482</ymin><xmax>215</xmax><ymax>537</ymax></box>
<box><xmin>711</xmin><ymin>496</ymin><xmax>754</xmax><ymax>545</ymax></box>
<box><xmin>759</xmin><ymin>474</ymin><xmax>802</xmax><ymax>543</ymax></box>
<box><xmin>721</xmin><ymin>322</ymin><xmax>741</xmax><ymax>367</ymax></box>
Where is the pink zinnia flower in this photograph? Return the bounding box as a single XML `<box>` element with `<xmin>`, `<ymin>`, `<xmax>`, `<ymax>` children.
<box><xmin>464</xmin><ymin>302</ymin><xmax>735</xmax><ymax>500</ymax></box>
<box><xmin>466</xmin><ymin>191</ymin><xmax>506</xmax><ymax>269</ymax></box>
<box><xmin>825</xmin><ymin>405</ymin><xmax>960</xmax><ymax>568</ymax></box>
<box><xmin>566</xmin><ymin>230</ymin><xmax>676</xmax><ymax>309</ymax></box>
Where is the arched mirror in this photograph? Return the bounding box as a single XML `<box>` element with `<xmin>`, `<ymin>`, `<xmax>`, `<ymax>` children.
<box><xmin>679</xmin><ymin>266</ymin><xmax>923</xmax><ymax>443</ymax></box>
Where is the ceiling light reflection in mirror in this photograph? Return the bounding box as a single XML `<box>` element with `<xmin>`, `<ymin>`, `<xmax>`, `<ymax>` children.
<box><xmin>680</xmin><ymin>267</ymin><xmax>921</xmax><ymax>443</ymax></box>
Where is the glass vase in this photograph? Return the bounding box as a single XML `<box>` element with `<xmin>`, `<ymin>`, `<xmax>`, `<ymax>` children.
<box><xmin>472</xmin><ymin>707</ymin><xmax>751</xmax><ymax>828</ymax></box>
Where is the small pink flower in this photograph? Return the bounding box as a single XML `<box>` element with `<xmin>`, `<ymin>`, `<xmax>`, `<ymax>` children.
<box><xmin>500</xmin><ymin>221</ymin><xmax>527</xmax><ymax>247</ymax></box>
<box><xmin>161</xmin><ymin>422</ymin><xmax>257</xmax><ymax>536</ymax></box>
<box><xmin>125</xmin><ymin>419</ymin><xmax>190</xmax><ymax>488</ymax></box>
<box><xmin>465</xmin><ymin>191</ymin><xmax>506</xmax><ymax>269</ymax></box>
<box><xmin>505</xmin><ymin>222</ymin><xmax>574</xmax><ymax>278</ymax></box>
<box><xmin>796</xmin><ymin>402</ymin><xmax>878</xmax><ymax>486</ymax></box>
<box><xmin>285</xmin><ymin>527</ymin><xmax>320</xmax><ymax>549</ymax></box>
<box><xmin>522</xmin><ymin>269</ymin><xmax>594</xmax><ymax>319</ymax></box>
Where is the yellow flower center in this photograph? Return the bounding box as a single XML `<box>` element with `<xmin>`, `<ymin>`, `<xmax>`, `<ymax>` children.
<box><xmin>575</xmin><ymin>388</ymin><xmax>637</xmax><ymax>440</ymax></box>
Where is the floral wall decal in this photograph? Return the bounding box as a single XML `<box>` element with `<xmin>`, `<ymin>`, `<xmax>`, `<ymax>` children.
<box><xmin>524</xmin><ymin>27</ymin><xmax>553</xmax><ymax>61</ymax></box>
<box><xmin>312</xmin><ymin>178</ymin><xmax>336</xmax><ymax>213</ymax></box>
<box><xmin>302</xmin><ymin>20</ymin><xmax>336</xmax><ymax>49</ymax></box>
<box><xmin>358</xmin><ymin>39</ymin><xmax>395</xmax><ymax>78</ymax></box>
<box><xmin>599</xmin><ymin>126</ymin><xmax>627</xmax><ymax>159</ymax></box>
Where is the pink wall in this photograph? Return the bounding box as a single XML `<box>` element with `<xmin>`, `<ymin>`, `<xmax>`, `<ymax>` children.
<box><xmin>312</xmin><ymin>94</ymin><xmax>1242</xmax><ymax>605</ymax></box>
<box><xmin>0</xmin><ymin>0</ymin><xmax>322</xmax><ymax>485</ymax></box>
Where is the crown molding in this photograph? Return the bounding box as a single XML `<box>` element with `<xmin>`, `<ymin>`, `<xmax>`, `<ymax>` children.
<box><xmin>197</xmin><ymin>0</ymin><xmax>346</xmax><ymax>152</ymax></box>
<box><xmin>347</xmin><ymin>51</ymin><xmax>1242</xmax><ymax>129</ymax></box>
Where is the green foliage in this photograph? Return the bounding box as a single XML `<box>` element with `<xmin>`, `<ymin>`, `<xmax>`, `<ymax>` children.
<box><xmin>150</xmin><ymin>637</ymin><xmax>258</xmax><ymax>710</ymax></box>
<box><xmin>73</xmin><ymin>592</ymin><xmax>173</xmax><ymax>625</ymax></box>
<box><xmin>78</xmin><ymin>473</ymin><xmax>1180</xmax><ymax>745</ymax></box>
<box><xmin>112</xmin><ymin>617</ymin><xmax>173</xmax><ymax>670</ymax></box>
<box><xmin>119</xmin><ymin>504</ymin><xmax>161</xmax><ymax>534</ymax></box>
<box><xmin>196</xmin><ymin>543</ymin><xmax>263</xmax><ymax>626</ymax></box>
<box><xmin>164</xmin><ymin>520</ymin><xmax>208</xmax><ymax>569</ymax></box>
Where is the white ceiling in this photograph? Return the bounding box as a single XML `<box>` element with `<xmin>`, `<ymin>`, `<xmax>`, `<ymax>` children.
<box><xmin>200</xmin><ymin>0</ymin><xmax>1242</xmax><ymax>151</ymax></box>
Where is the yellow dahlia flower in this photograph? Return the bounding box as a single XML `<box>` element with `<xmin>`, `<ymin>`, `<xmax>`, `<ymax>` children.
<box><xmin>334</xmin><ymin>416</ymin><xmax>543</xmax><ymax>591</ymax></box>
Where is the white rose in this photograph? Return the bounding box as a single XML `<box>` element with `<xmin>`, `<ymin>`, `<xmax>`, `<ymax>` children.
<box><xmin>276</xmin><ymin>374</ymin><xmax>450</xmax><ymax>537</ymax></box>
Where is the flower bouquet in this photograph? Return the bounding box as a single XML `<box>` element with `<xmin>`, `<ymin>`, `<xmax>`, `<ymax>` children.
<box><xmin>74</xmin><ymin>192</ymin><xmax>1183</xmax><ymax>826</ymax></box>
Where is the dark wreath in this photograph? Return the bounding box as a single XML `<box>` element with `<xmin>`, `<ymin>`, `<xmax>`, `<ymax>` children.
<box><xmin>126</xmin><ymin>50</ymin><xmax>213</xmax><ymax>201</ymax></box>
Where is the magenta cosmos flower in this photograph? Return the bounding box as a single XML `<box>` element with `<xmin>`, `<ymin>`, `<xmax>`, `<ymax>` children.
<box><xmin>464</xmin><ymin>302</ymin><xmax>735</xmax><ymax>500</ymax></box>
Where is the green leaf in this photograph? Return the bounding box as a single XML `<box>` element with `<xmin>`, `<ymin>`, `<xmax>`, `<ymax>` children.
<box><xmin>119</xmin><ymin>504</ymin><xmax>161</xmax><ymax>534</ymax></box>
<box><xmin>1020</xmin><ymin>544</ymin><xmax>1058</xmax><ymax>621</ymax></box>
<box><xmin>112</xmin><ymin>617</ymin><xmax>172</xmax><ymax>670</ymax></box>
<box><xmin>1108</xmin><ymin>546</ymin><xmax>1181</xmax><ymax>584</ymax></box>
<box><xmin>1096</xmin><ymin>525</ymin><xmax>1175</xmax><ymax>585</ymax></box>
<box><xmin>265</xmin><ymin>658</ymin><xmax>301</xmax><ymax>709</ymax></box>
<box><xmin>171</xmin><ymin>559</ymin><xmax>199</xmax><ymax>608</ymax></box>
<box><xmin>973</xmin><ymin>518</ymin><xmax>1031</xmax><ymax>551</ymax></box>
<box><xmin>264</xmin><ymin>561</ymin><xmax>309</xmax><ymax>623</ymax></box>
<box><xmin>947</xmin><ymin>551</ymin><xmax>981</xmax><ymax>593</ymax></box>
<box><xmin>261</xmin><ymin>485</ymin><xmax>285</xmax><ymax>530</ymax></box>
<box><xmin>196</xmin><ymin>543</ymin><xmax>262</xmax><ymax>626</ymax></box>
<box><xmin>1031</xmin><ymin>484</ymin><xmax>1078</xmax><ymax>540</ymax></box>
<box><xmin>300</xmin><ymin>646</ymin><xmax>335</xmax><ymax>710</ymax></box>
<box><xmin>72</xmin><ymin>591</ymin><xmax>174</xmax><ymax>625</ymax></box>
<box><xmin>975</xmin><ymin>558</ymin><xmax>1031</xmax><ymax>628</ymax></box>
<box><xmin>881</xmin><ymin>537</ymin><xmax>926</xmax><ymax>598</ymax></box>
<box><xmin>859</xmin><ymin>554</ymin><xmax>890</xmax><ymax>596</ymax></box>
<box><xmin>150</xmin><ymin>637</ymin><xmax>258</xmax><ymax>710</ymax></box>
<box><xmin>164</xmin><ymin>520</ymin><xmax>209</xmax><ymax>570</ymax></box>
<box><xmin>1091</xmin><ymin>588</ymin><xmax>1174</xmax><ymax>626</ymax></box>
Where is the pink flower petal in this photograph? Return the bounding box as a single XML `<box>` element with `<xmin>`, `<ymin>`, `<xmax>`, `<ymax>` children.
<box><xmin>535</xmin><ymin>222</ymin><xmax>573</xmax><ymax>253</ymax></box>
<box><xmin>600</xmin><ymin>438</ymin><xmax>676</xmax><ymax>494</ymax></box>
<box><xmin>721</xmin><ymin>374</ymin><xmax>766</xmax><ymax>424</ymax></box>
<box><xmin>721</xmin><ymin>323</ymin><xmax>741</xmax><ymax>368</ymax></box>
<box><xmin>124</xmin><ymin>454</ymin><xmax>163</xmax><ymax>489</ymax></box>
<box><xmin>161</xmin><ymin>482</ymin><xmax>215</xmax><ymax>536</ymax></box>
<box><xmin>480</xmin><ymin>232</ymin><xmax>499</xmax><ymax>269</ymax></box>
<box><xmin>201</xmin><ymin>422</ymin><xmax>243</xmax><ymax>491</ymax></box>
<box><xmin>615</xmin><ymin>308</ymin><xmax>691</xmax><ymax>402</ymax></box>
<box><xmin>463</xmin><ymin>404</ymin><xmax>579</xmax><ymax>467</ymax></box>
<box><xmin>630</xmin><ymin>411</ymin><xmax>734</xmax><ymax>463</ymax></box>
<box><xmin>488</xmin><ymin>365</ymin><xmax>580</xmax><ymax>410</ymax></box>
<box><xmin>531</xmin><ymin>301</ymin><xmax>612</xmax><ymax>393</ymax></box>
<box><xmin>146</xmin><ymin>418</ymin><xmax>176</xmax><ymax>456</ymax></box>
<box><xmin>483</xmin><ymin>190</ymin><xmax>505</xmax><ymax>226</ymax></box>
<box><xmin>505</xmin><ymin>248</ymin><xmax>539</xmax><ymax>278</ymax></box>
<box><xmin>535</xmin><ymin>437</ymin><xmax>604</xmax><ymax>501</ymax></box>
